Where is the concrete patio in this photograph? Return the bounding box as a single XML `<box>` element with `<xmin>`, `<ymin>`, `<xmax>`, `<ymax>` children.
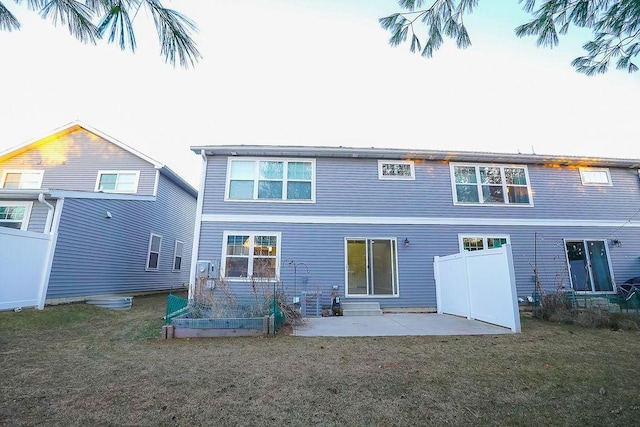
<box><xmin>293</xmin><ymin>313</ymin><xmax>515</xmax><ymax>337</ymax></box>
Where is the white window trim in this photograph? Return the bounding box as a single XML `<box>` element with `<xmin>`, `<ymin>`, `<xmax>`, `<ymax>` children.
<box><xmin>172</xmin><ymin>240</ymin><xmax>184</xmax><ymax>272</ymax></box>
<box><xmin>579</xmin><ymin>167</ymin><xmax>612</xmax><ymax>186</ymax></box>
<box><xmin>344</xmin><ymin>237</ymin><xmax>400</xmax><ymax>298</ymax></box>
<box><xmin>450</xmin><ymin>163</ymin><xmax>534</xmax><ymax>207</ymax></box>
<box><xmin>146</xmin><ymin>233</ymin><xmax>162</xmax><ymax>271</ymax></box>
<box><xmin>224</xmin><ymin>157</ymin><xmax>316</xmax><ymax>203</ymax></box>
<box><xmin>95</xmin><ymin>170</ymin><xmax>140</xmax><ymax>193</ymax></box>
<box><xmin>458</xmin><ymin>234</ymin><xmax>511</xmax><ymax>252</ymax></box>
<box><xmin>0</xmin><ymin>201</ymin><xmax>33</xmax><ymax>231</ymax></box>
<box><xmin>564</xmin><ymin>238</ymin><xmax>617</xmax><ymax>294</ymax></box>
<box><xmin>221</xmin><ymin>231</ymin><xmax>282</xmax><ymax>280</ymax></box>
<box><xmin>0</xmin><ymin>170</ymin><xmax>44</xmax><ymax>189</ymax></box>
<box><xmin>377</xmin><ymin>160</ymin><xmax>415</xmax><ymax>180</ymax></box>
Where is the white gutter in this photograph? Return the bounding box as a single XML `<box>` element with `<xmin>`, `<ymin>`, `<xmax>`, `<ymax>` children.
<box><xmin>37</xmin><ymin>193</ymin><xmax>54</xmax><ymax>234</ymax></box>
<box><xmin>152</xmin><ymin>168</ymin><xmax>160</xmax><ymax>197</ymax></box>
<box><xmin>188</xmin><ymin>145</ymin><xmax>640</xmax><ymax>168</ymax></box>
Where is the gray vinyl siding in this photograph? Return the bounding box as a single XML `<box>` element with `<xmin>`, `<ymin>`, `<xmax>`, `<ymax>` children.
<box><xmin>198</xmin><ymin>221</ymin><xmax>640</xmax><ymax>309</ymax></box>
<box><xmin>47</xmin><ymin>174</ymin><xmax>196</xmax><ymax>299</ymax></box>
<box><xmin>449</xmin><ymin>225</ymin><xmax>640</xmax><ymax>297</ymax></box>
<box><xmin>26</xmin><ymin>199</ymin><xmax>57</xmax><ymax>233</ymax></box>
<box><xmin>198</xmin><ymin>222</ymin><xmax>436</xmax><ymax>309</ymax></box>
<box><xmin>202</xmin><ymin>156</ymin><xmax>640</xmax><ymax>222</ymax></box>
<box><xmin>196</xmin><ymin>154</ymin><xmax>640</xmax><ymax>309</ymax></box>
<box><xmin>0</xmin><ymin>128</ymin><xmax>157</xmax><ymax>195</ymax></box>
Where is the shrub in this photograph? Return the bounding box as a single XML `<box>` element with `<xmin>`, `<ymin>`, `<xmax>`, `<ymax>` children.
<box><xmin>548</xmin><ymin>307</ymin><xmax>574</xmax><ymax>324</ymax></box>
<box><xmin>608</xmin><ymin>312</ymin><xmax>640</xmax><ymax>331</ymax></box>
<box><xmin>532</xmin><ymin>292</ymin><xmax>572</xmax><ymax>320</ymax></box>
<box><xmin>532</xmin><ymin>291</ymin><xmax>640</xmax><ymax>329</ymax></box>
<box><xmin>575</xmin><ymin>308</ymin><xmax>611</xmax><ymax>328</ymax></box>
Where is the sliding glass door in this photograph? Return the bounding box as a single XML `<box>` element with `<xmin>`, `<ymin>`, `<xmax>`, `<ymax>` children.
<box><xmin>346</xmin><ymin>238</ymin><xmax>398</xmax><ymax>296</ymax></box>
<box><xmin>565</xmin><ymin>240</ymin><xmax>614</xmax><ymax>293</ymax></box>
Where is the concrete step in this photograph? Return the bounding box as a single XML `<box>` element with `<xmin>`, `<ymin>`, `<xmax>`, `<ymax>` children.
<box><xmin>341</xmin><ymin>302</ymin><xmax>381</xmax><ymax>310</ymax></box>
<box><xmin>341</xmin><ymin>302</ymin><xmax>383</xmax><ymax>316</ymax></box>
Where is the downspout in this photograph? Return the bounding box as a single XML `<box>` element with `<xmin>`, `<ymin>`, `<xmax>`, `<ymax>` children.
<box><xmin>36</xmin><ymin>193</ymin><xmax>63</xmax><ymax>309</ymax></box>
<box><xmin>38</xmin><ymin>193</ymin><xmax>54</xmax><ymax>233</ymax></box>
<box><xmin>188</xmin><ymin>150</ymin><xmax>208</xmax><ymax>300</ymax></box>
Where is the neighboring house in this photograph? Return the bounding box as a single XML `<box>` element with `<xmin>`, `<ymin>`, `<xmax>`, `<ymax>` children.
<box><xmin>188</xmin><ymin>145</ymin><xmax>640</xmax><ymax>311</ymax></box>
<box><xmin>0</xmin><ymin>122</ymin><xmax>196</xmax><ymax>310</ymax></box>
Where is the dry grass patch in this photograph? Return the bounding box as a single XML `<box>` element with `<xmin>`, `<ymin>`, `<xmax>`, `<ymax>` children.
<box><xmin>533</xmin><ymin>291</ymin><xmax>640</xmax><ymax>330</ymax></box>
<box><xmin>1</xmin><ymin>294</ymin><xmax>640</xmax><ymax>426</ymax></box>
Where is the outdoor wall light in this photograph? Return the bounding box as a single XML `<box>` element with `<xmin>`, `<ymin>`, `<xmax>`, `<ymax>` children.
<box><xmin>611</xmin><ymin>239</ymin><xmax>621</xmax><ymax>247</ymax></box>
<box><xmin>404</xmin><ymin>238</ymin><xmax>410</xmax><ymax>247</ymax></box>
<box><xmin>105</xmin><ymin>211</ymin><xmax>112</xmax><ymax>219</ymax></box>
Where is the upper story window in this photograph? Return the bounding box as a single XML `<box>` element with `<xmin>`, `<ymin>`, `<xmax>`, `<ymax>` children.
<box><xmin>222</xmin><ymin>232</ymin><xmax>280</xmax><ymax>279</ymax></box>
<box><xmin>378</xmin><ymin>160</ymin><xmax>415</xmax><ymax>180</ymax></box>
<box><xmin>1</xmin><ymin>170</ymin><xmax>44</xmax><ymax>189</ymax></box>
<box><xmin>579</xmin><ymin>168</ymin><xmax>611</xmax><ymax>186</ymax></box>
<box><xmin>459</xmin><ymin>234</ymin><xmax>510</xmax><ymax>252</ymax></box>
<box><xmin>95</xmin><ymin>170</ymin><xmax>140</xmax><ymax>193</ymax></box>
<box><xmin>451</xmin><ymin>163</ymin><xmax>532</xmax><ymax>206</ymax></box>
<box><xmin>226</xmin><ymin>158</ymin><xmax>315</xmax><ymax>202</ymax></box>
<box><xmin>0</xmin><ymin>202</ymin><xmax>32</xmax><ymax>230</ymax></box>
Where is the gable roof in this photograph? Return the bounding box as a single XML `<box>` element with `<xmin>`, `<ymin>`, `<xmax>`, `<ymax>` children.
<box><xmin>0</xmin><ymin>120</ymin><xmax>161</xmax><ymax>166</ymax></box>
<box><xmin>1</xmin><ymin>121</ymin><xmax>197</xmax><ymax>198</ymax></box>
<box><xmin>190</xmin><ymin>144</ymin><xmax>640</xmax><ymax>169</ymax></box>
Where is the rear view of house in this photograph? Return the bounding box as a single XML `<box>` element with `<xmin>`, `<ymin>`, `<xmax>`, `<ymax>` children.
<box><xmin>188</xmin><ymin>145</ymin><xmax>640</xmax><ymax>314</ymax></box>
<box><xmin>0</xmin><ymin>122</ymin><xmax>196</xmax><ymax>310</ymax></box>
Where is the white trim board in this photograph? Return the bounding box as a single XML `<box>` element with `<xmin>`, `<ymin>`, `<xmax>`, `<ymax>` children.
<box><xmin>37</xmin><ymin>198</ymin><xmax>64</xmax><ymax>309</ymax></box>
<box><xmin>200</xmin><ymin>213</ymin><xmax>640</xmax><ymax>228</ymax></box>
<box><xmin>189</xmin><ymin>151</ymin><xmax>208</xmax><ymax>295</ymax></box>
<box><xmin>52</xmin><ymin>190</ymin><xmax>154</xmax><ymax>201</ymax></box>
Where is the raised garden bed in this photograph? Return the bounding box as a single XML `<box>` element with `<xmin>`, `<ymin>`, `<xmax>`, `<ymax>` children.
<box><xmin>161</xmin><ymin>290</ymin><xmax>287</xmax><ymax>339</ymax></box>
<box><xmin>164</xmin><ymin>313</ymin><xmax>275</xmax><ymax>338</ymax></box>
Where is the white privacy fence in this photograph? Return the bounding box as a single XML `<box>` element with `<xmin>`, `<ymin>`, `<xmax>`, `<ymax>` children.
<box><xmin>0</xmin><ymin>228</ymin><xmax>54</xmax><ymax>311</ymax></box>
<box><xmin>433</xmin><ymin>244</ymin><xmax>521</xmax><ymax>333</ymax></box>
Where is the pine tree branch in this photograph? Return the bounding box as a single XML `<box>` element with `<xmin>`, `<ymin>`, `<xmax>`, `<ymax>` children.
<box><xmin>0</xmin><ymin>2</ymin><xmax>21</xmax><ymax>31</ymax></box>
<box><xmin>2</xmin><ymin>0</ymin><xmax>201</xmax><ymax>68</ymax></box>
<box><xmin>142</xmin><ymin>0</ymin><xmax>201</xmax><ymax>68</ymax></box>
<box><xmin>382</xmin><ymin>0</ymin><xmax>640</xmax><ymax>75</ymax></box>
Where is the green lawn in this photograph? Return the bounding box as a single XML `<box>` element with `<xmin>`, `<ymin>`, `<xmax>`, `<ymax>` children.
<box><xmin>1</xmin><ymin>294</ymin><xmax>639</xmax><ymax>426</ymax></box>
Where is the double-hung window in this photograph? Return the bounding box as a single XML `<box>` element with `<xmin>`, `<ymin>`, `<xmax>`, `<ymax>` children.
<box><xmin>146</xmin><ymin>233</ymin><xmax>162</xmax><ymax>271</ymax></box>
<box><xmin>1</xmin><ymin>170</ymin><xmax>44</xmax><ymax>189</ymax></box>
<box><xmin>459</xmin><ymin>234</ymin><xmax>510</xmax><ymax>252</ymax></box>
<box><xmin>226</xmin><ymin>158</ymin><xmax>315</xmax><ymax>201</ymax></box>
<box><xmin>173</xmin><ymin>240</ymin><xmax>184</xmax><ymax>271</ymax></box>
<box><xmin>96</xmin><ymin>170</ymin><xmax>140</xmax><ymax>193</ymax></box>
<box><xmin>0</xmin><ymin>202</ymin><xmax>32</xmax><ymax>230</ymax></box>
<box><xmin>451</xmin><ymin>163</ymin><xmax>532</xmax><ymax>205</ymax></box>
<box><xmin>222</xmin><ymin>232</ymin><xmax>280</xmax><ymax>279</ymax></box>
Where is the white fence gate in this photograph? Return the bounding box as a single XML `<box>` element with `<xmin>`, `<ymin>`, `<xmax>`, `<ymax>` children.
<box><xmin>433</xmin><ymin>244</ymin><xmax>521</xmax><ymax>333</ymax></box>
<box><xmin>0</xmin><ymin>228</ymin><xmax>54</xmax><ymax>311</ymax></box>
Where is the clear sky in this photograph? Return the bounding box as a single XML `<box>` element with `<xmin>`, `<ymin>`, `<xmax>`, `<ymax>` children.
<box><xmin>1</xmin><ymin>0</ymin><xmax>638</xmax><ymax>188</ymax></box>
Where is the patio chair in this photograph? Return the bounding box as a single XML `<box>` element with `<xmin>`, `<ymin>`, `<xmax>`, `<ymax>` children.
<box><xmin>617</xmin><ymin>277</ymin><xmax>640</xmax><ymax>311</ymax></box>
